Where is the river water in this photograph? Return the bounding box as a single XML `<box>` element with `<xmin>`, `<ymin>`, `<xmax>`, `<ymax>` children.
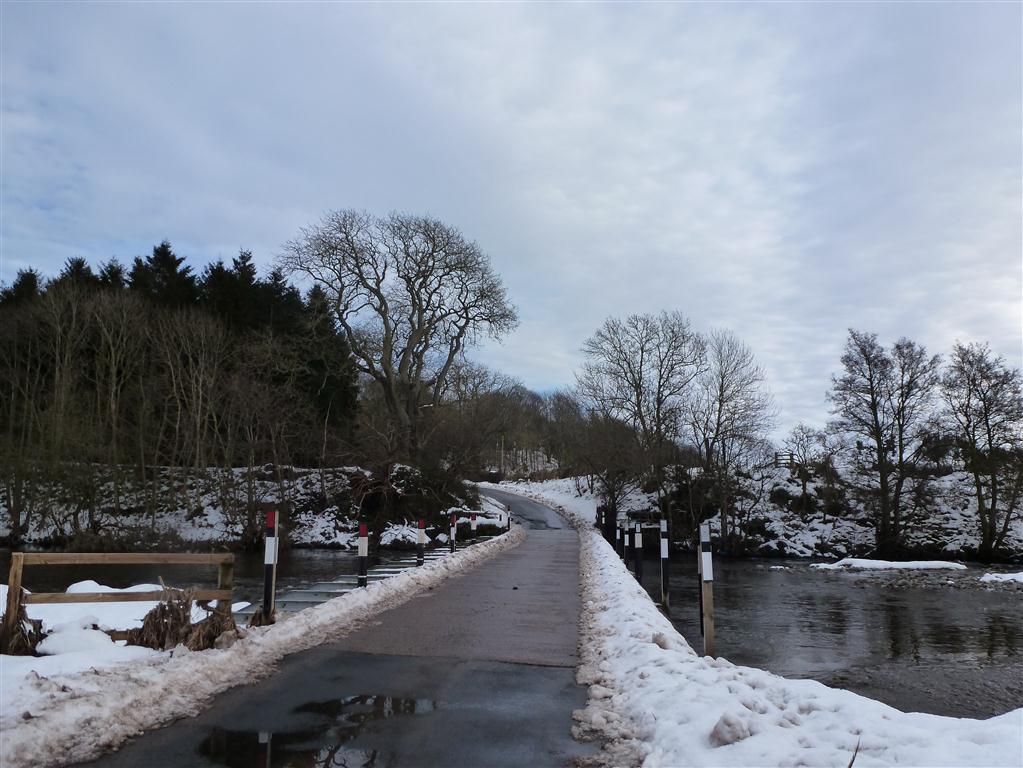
<box><xmin>0</xmin><ymin>548</ymin><xmax>367</xmax><ymax>607</ymax></box>
<box><xmin>634</xmin><ymin>553</ymin><xmax>1021</xmax><ymax>719</ymax></box>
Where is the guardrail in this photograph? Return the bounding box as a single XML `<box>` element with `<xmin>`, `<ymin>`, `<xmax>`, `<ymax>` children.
<box><xmin>1</xmin><ymin>552</ymin><xmax>234</xmax><ymax>653</ymax></box>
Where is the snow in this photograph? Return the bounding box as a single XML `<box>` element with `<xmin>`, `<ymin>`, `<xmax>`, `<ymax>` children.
<box><xmin>492</xmin><ymin>481</ymin><xmax>1023</xmax><ymax>768</ymax></box>
<box><xmin>0</xmin><ymin>581</ymin><xmax>250</xmax><ymax>634</ymax></box>
<box><xmin>1</xmin><ymin>524</ymin><xmax>525</xmax><ymax>768</ymax></box>
<box><xmin>810</xmin><ymin>558</ymin><xmax>968</xmax><ymax>571</ymax></box>
<box><xmin>980</xmin><ymin>572</ymin><xmax>1023</xmax><ymax>584</ymax></box>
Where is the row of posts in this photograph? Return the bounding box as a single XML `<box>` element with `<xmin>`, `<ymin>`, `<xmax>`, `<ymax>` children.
<box><xmin>596</xmin><ymin>505</ymin><xmax>715</xmax><ymax>656</ymax></box>
<box><xmin>260</xmin><ymin>508</ymin><xmax>513</xmax><ymax>623</ymax></box>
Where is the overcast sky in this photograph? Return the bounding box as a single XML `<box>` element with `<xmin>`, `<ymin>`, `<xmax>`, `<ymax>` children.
<box><xmin>3</xmin><ymin>2</ymin><xmax>1020</xmax><ymax>434</ymax></box>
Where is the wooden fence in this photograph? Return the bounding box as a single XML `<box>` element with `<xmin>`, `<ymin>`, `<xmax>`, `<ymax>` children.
<box><xmin>1</xmin><ymin>552</ymin><xmax>234</xmax><ymax>653</ymax></box>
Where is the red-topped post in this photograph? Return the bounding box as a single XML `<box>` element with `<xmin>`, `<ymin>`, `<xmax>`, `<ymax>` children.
<box><xmin>262</xmin><ymin>509</ymin><xmax>279</xmax><ymax>623</ymax></box>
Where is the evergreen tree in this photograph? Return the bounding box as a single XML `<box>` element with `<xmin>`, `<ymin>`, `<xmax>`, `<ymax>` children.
<box><xmin>98</xmin><ymin>258</ymin><xmax>127</xmax><ymax>289</ymax></box>
<box><xmin>0</xmin><ymin>269</ymin><xmax>43</xmax><ymax>306</ymax></box>
<box><xmin>129</xmin><ymin>240</ymin><xmax>198</xmax><ymax>307</ymax></box>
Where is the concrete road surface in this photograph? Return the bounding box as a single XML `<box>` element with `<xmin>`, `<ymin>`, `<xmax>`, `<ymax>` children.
<box><xmin>83</xmin><ymin>489</ymin><xmax>594</xmax><ymax>768</ymax></box>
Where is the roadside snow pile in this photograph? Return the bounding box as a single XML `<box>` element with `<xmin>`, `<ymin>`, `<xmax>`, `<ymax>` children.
<box><xmin>1</xmin><ymin>525</ymin><xmax>526</xmax><ymax>768</ymax></box>
<box><xmin>980</xmin><ymin>572</ymin><xmax>1023</xmax><ymax>584</ymax></box>
<box><xmin>494</xmin><ymin>482</ymin><xmax>1023</xmax><ymax>768</ymax></box>
<box><xmin>811</xmin><ymin>558</ymin><xmax>968</xmax><ymax>571</ymax></box>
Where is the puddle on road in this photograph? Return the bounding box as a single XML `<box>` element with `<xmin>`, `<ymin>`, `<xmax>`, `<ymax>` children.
<box><xmin>199</xmin><ymin>694</ymin><xmax>436</xmax><ymax>767</ymax></box>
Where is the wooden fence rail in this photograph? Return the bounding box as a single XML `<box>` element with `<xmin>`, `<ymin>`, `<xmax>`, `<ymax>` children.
<box><xmin>1</xmin><ymin>552</ymin><xmax>234</xmax><ymax>653</ymax></box>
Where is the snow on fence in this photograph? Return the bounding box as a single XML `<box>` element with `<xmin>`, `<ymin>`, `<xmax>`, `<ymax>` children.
<box><xmin>0</xmin><ymin>552</ymin><xmax>235</xmax><ymax>653</ymax></box>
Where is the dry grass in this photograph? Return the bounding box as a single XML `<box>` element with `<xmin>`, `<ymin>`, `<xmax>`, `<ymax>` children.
<box><xmin>126</xmin><ymin>584</ymin><xmax>237</xmax><ymax>652</ymax></box>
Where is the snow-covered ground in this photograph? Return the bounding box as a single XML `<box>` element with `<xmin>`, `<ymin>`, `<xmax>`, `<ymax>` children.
<box><xmin>1</xmin><ymin>464</ymin><xmax>505</xmax><ymax>551</ymax></box>
<box><xmin>981</xmin><ymin>572</ymin><xmax>1023</xmax><ymax>584</ymax></box>
<box><xmin>810</xmin><ymin>558</ymin><xmax>968</xmax><ymax>571</ymax></box>
<box><xmin>0</xmin><ymin>524</ymin><xmax>525</xmax><ymax>768</ymax></box>
<box><xmin>490</xmin><ymin>481</ymin><xmax>1023</xmax><ymax>768</ymax></box>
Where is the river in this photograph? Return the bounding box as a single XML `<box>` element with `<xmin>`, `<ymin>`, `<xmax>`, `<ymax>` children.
<box><xmin>634</xmin><ymin>553</ymin><xmax>1021</xmax><ymax>719</ymax></box>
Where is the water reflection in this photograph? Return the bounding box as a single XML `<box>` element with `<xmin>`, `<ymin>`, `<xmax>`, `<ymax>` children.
<box><xmin>199</xmin><ymin>695</ymin><xmax>435</xmax><ymax>767</ymax></box>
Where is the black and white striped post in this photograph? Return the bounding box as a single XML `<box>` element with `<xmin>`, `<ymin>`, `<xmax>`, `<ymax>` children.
<box><xmin>698</xmin><ymin>522</ymin><xmax>715</xmax><ymax>656</ymax></box>
<box><xmin>659</xmin><ymin>516</ymin><xmax>670</xmax><ymax>610</ymax></box>
<box><xmin>470</xmin><ymin>512</ymin><xmax>478</xmax><ymax>542</ymax></box>
<box><xmin>624</xmin><ymin>521</ymin><xmax>632</xmax><ymax>570</ymax></box>
<box><xmin>357</xmin><ymin>522</ymin><xmax>368</xmax><ymax>588</ymax></box>
<box><xmin>416</xmin><ymin>518</ymin><xmax>426</xmax><ymax>566</ymax></box>
<box><xmin>616</xmin><ymin>521</ymin><xmax>624</xmax><ymax>560</ymax></box>
<box><xmin>261</xmin><ymin>508</ymin><xmax>279</xmax><ymax>623</ymax></box>
<box><xmin>449</xmin><ymin>512</ymin><xmax>457</xmax><ymax>553</ymax></box>
<box><xmin>633</xmin><ymin>521</ymin><xmax>644</xmax><ymax>583</ymax></box>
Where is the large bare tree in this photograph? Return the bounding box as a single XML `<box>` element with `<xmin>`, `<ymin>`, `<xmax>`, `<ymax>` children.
<box><xmin>280</xmin><ymin>210</ymin><xmax>517</xmax><ymax>459</ymax></box>
<box><xmin>687</xmin><ymin>329</ymin><xmax>775</xmax><ymax>547</ymax></box>
<box><xmin>828</xmin><ymin>329</ymin><xmax>940</xmax><ymax>554</ymax></box>
<box><xmin>942</xmin><ymin>342</ymin><xmax>1023</xmax><ymax>559</ymax></box>
<box><xmin>577</xmin><ymin>311</ymin><xmax>705</xmax><ymax>495</ymax></box>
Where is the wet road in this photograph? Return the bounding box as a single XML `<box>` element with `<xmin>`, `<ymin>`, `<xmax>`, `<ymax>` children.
<box><xmin>83</xmin><ymin>493</ymin><xmax>592</xmax><ymax>768</ymax></box>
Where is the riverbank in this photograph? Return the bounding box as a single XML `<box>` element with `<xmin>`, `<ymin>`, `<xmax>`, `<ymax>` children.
<box><xmin>1</xmin><ymin>465</ymin><xmax>509</xmax><ymax>553</ymax></box>
<box><xmin>497</xmin><ymin>476</ymin><xmax>1023</xmax><ymax>564</ymax></box>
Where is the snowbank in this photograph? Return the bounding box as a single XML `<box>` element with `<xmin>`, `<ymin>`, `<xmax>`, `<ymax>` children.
<box><xmin>811</xmin><ymin>558</ymin><xmax>968</xmax><ymax>571</ymax></box>
<box><xmin>1</xmin><ymin>525</ymin><xmax>526</xmax><ymax>768</ymax></box>
<box><xmin>980</xmin><ymin>572</ymin><xmax>1023</xmax><ymax>584</ymax></box>
<box><xmin>494</xmin><ymin>482</ymin><xmax>1023</xmax><ymax>768</ymax></box>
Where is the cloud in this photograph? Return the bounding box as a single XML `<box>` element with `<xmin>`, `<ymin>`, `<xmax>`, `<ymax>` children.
<box><xmin>2</xmin><ymin>2</ymin><xmax>1019</xmax><ymax>436</ymax></box>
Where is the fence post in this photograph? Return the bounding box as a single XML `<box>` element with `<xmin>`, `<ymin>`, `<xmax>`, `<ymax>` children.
<box><xmin>417</xmin><ymin>518</ymin><xmax>426</xmax><ymax>566</ymax></box>
<box><xmin>699</xmin><ymin>522</ymin><xmax>715</xmax><ymax>656</ymax></box>
<box><xmin>659</xmin><ymin>516</ymin><xmax>670</xmax><ymax>610</ymax></box>
<box><xmin>633</xmin><ymin>521</ymin><xmax>644</xmax><ymax>583</ymax></box>
<box><xmin>358</xmin><ymin>522</ymin><xmax>368</xmax><ymax>587</ymax></box>
<box><xmin>218</xmin><ymin>555</ymin><xmax>235</xmax><ymax>622</ymax></box>
<box><xmin>449</xmin><ymin>512</ymin><xmax>457</xmax><ymax>553</ymax></box>
<box><xmin>1</xmin><ymin>553</ymin><xmax>25</xmax><ymax>652</ymax></box>
<box><xmin>470</xmin><ymin>512</ymin><xmax>478</xmax><ymax>542</ymax></box>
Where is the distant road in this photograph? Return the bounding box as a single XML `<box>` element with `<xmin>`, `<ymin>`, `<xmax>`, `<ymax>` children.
<box><xmin>84</xmin><ymin>491</ymin><xmax>592</xmax><ymax>768</ymax></box>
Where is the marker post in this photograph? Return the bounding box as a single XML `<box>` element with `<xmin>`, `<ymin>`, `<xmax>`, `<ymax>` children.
<box><xmin>470</xmin><ymin>512</ymin><xmax>478</xmax><ymax>542</ymax></box>
<box><xmin>417</xmin><ymin>518</ymin><xmax>426</xmax><ymax>566</ymax></box>
<box><xmin>698</xmin><ymin>522</ymin><xmax>715</xmax><ymax>656</ymax></box>
<box><xmin>659</xmin><ymin>516</ymin><xmax>670</xmax><ymax>610</ymax></box>
<box><xmin>357</xmin><ymin>522</ymin><xmax>368</xmax><ymax>588</ymax></box>
<box><xmin>261</xmin><ymin>509</ymin><xmax>279</xmax><ymax>623</ymax></box>
<box><xmin>633</xmin><ymin>521</ymin><xmax>644</xmax><ymax>583</ymax></box>
<box><xmin>449</xmin><ymin>513</ymin><xmax>457</xmax><ymax>553</ymax></box>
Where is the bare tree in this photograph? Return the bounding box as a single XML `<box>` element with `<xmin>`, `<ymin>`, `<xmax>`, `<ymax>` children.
<box><xmin>687</xmin><ymin>329</ymin><xmax>775</xmax><ymax>548</ymax></box>
<box><xmin>280</xmin><ymin>210</ymin><xmax>517</xmax><ymax>459</ymax></box>
<box><xmin>942</xmin><ymin>342</ymin><xmax>1023</xmax><ymax>559</ymax></box>
<box><xmin>828</xmin><ymin>330</ymin><xmax>940</xmax><ymax>555</ymax></box>
<box><xmin>577</xmin><ymin>311</ymin><xmax>705</xmax><ymax>496</ymax></box>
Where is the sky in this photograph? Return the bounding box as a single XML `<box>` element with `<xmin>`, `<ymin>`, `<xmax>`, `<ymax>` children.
<box><xmin>2</xmin><ymin>2</ymin><xmax>1021</xmax><ymax>435</ymax></box>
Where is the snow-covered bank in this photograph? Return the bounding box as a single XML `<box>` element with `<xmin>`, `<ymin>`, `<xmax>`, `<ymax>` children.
<box><xmin>489</xmin><ymin>482</ymin><xmax>1023</xmax><ymax>768</ymax></box>
<box><xmin>981</xmin><ymin>572</ymin><xmax>1023</xmax><ymax>584</ymax></box>
<box><xmin>810</xmin><ymin>558</ymin><xmax>968</xmax><ymax>571</ymax></box>
<box><xmin>1</xmin><ymin>524</ymin><xmax>526</xmax><ymax>768</ymax></box>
